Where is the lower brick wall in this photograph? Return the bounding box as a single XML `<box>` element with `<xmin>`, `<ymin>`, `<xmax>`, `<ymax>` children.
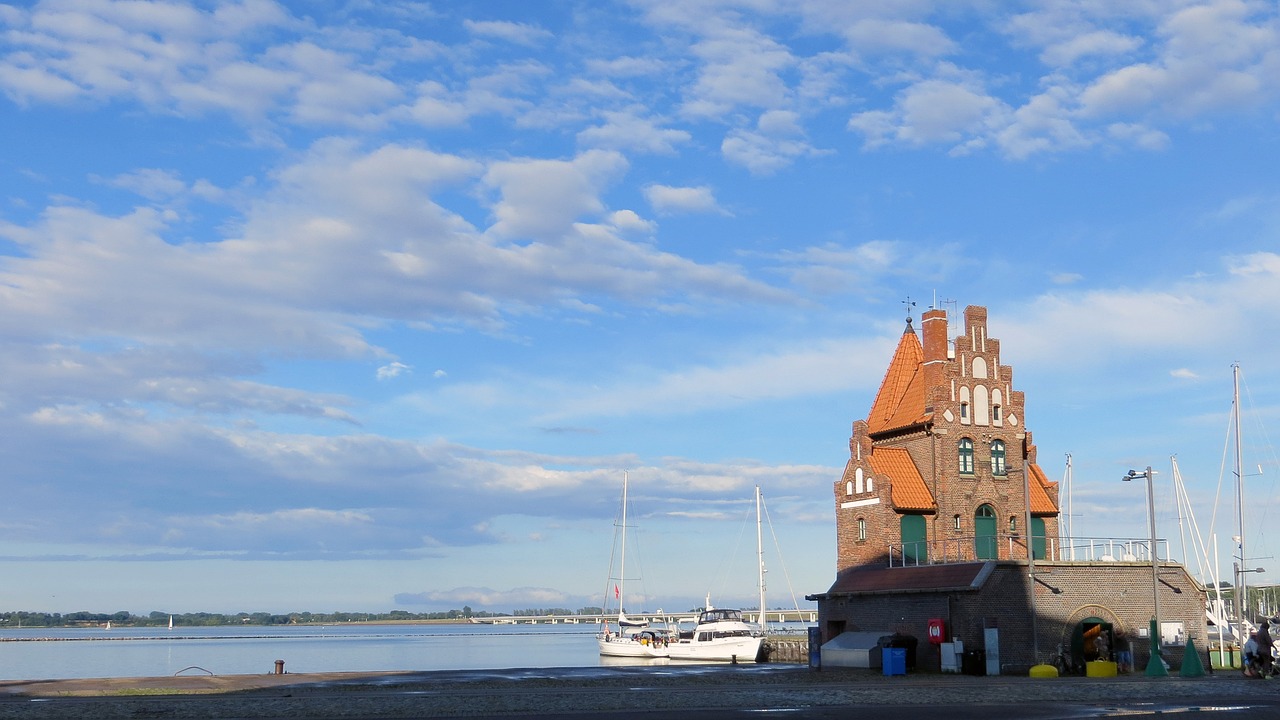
<box><xmin>817</xmin><ymin>561</ymin><xmax>1208</xmax><ymax>673</ymax></box>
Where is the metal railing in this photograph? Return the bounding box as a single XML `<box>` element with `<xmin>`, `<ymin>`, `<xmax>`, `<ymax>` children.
<box><xmin>887</xmin><ymin>535</ymin><xmax>1169</xmax><ymax>568</ymax></box>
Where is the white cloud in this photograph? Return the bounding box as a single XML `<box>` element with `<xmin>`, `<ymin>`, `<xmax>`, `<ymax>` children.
<box><xmin>542</xmin><ymin>337</ymin><xmax>894</xmax><ymax>421</ymax></box>
<box><xmin>681</xmin><ymin>25</ymin><xmax>796</xmax><ymax>118</ymax></box>
<box><xmin>484</xmin><ymin>150</ymin><xmax>628</xmax><ymax>241</ymax></box>
<box><xmin>1000</xmin><ymin>252</ymin><xmax>1280</xmax><ymax>369</ymax></box>
<box><xmin>723</xmin><ymin>109</ymin><xmax>824</xmax><ymax>174</ymax></box>
<box><xmin>767</xmin><ymin>241</ymin><xmax>900</xmax><ymax>295</ymax></box>
<box><xmin>606</xmin><ymin>209</ymin><xmax>655</xmax><ymax>234</ymax></box>
<box><xmin>377</xmin><ymin>361</ymin><xmax>412</xmax><ymax>380</ymax></box>
<box><xmin>995</xmin><ymin>86</ymin><xmax>1090</xmax><ymax>159</ymax></box>
<box><xmin>576</xmin><ymin>109</ymin><xmax>692</xmax><ymax>154</ymax></box>
<box><xmin>851</xmin><ymin>72</ymin><xmax>1010</xmax><ymax>153</ymax></box>
<box><xmin>644</xmin><ymin>185</ymin><xmax>723</xmax><ymax>215</ymax></box>
<box><xmin>1077</xmin><ymin>0</ymin><xmax>1280</xmax><ymax>118</ymax></box>
<box><xmin>1106</xmin><ymin>122</ymin><xmax>1170</xmax><ymax>151</ymax></box>
<box><xmin>463</xmin><ymin>19</ymin><xmax>553</xmax><ymax>47</ymax></box>
<box><xmin>1040</xmin><ymin>30</ymin><xmax>1144</xmax><ymax>67</ymax></box>
<box><xmin>104</xmin><ymin>169</ymin><xmax>189</xmax><ymax>201</ymax></box>
<box><xmin>841</xmin><ymin>18</ymin><xmax>956</xmax><ymax>57</ymax></box>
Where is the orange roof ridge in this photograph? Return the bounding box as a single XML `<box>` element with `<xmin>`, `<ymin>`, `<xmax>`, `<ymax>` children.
<box><xmin>867</xmin><ymin>323</ymin><xmax>928</xmax><ymax>434</ymax></box>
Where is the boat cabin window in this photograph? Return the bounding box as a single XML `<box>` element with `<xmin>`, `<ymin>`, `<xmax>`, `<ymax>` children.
<box><xmin>700</xmin><ymin>609</ymin><xmax>743</xmax><ymax>623</ymax></box>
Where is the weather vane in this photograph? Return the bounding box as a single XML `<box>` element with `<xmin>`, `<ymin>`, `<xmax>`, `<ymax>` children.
<box><xmin>902</xmin><ymin>296</ymin><xmax>916</xmax><ymax>324</ymax></box>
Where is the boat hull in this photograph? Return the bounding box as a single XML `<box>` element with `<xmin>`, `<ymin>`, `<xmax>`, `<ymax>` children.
<box><xmin>667</xmin><ymin>635</ymin><xmax>763</xmax><ymax>663</ymax></box>
<box><xmin>598</xmin><ymin>634</ymin><xmax>670</xmax><ymax>658</ymax></box>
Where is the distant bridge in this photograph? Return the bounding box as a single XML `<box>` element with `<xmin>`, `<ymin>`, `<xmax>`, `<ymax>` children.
<box><xmin>469</xmin><ymin>609</ymin><xmax>817</xmax><ymax>626</ymax></box>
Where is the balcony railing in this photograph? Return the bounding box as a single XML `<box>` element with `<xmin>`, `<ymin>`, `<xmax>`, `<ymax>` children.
<box><xmin>887</xmin><ymin>534</ymin><xmax>1170</xmax><ymax>568</ymax></box>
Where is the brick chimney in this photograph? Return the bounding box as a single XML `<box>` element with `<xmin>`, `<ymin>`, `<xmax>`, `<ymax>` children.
<box><xmin>921</xmin><ymin>308</ymin><xmax>948</xmax><ymax>392</ymax></box>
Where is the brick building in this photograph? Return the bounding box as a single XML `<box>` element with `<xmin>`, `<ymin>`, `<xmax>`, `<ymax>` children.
<box><xmin>810</xmin><ymin>304</ymin><xmax>1208</xmax><ymax>673</ymax></box>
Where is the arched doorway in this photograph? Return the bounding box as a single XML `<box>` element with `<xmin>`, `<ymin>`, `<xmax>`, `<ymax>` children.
<box><xmin>900</xmin><ymin>515</ymin><xmax>927</xmax><ymax>564</ymax></box>
<box><xmin>974</xmin><ymin>504</ymin><xmax>997</xmax><ymax>559</ymax></box>
<box><xmin>1072</xmin><ymin>617</ymin><xmax>1114</xmax><ymax>668</ymax></box>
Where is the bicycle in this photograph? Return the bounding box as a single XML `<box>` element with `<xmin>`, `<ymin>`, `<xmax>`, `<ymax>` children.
<box><xmin>1050</xmin><ymin>644</ymin><xmax>1074</xmax><ymax>675</ymax></box>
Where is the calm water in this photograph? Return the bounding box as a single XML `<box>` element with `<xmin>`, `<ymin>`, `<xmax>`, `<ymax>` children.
<box><xmin>0</xmin><ymin>623</ymin><xmax>604</xmax><ymax>681</ymax></box>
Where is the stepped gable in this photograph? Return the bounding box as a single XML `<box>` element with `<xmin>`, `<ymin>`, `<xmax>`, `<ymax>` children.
<box><xmin>869</xmin><ymin>446</ymin><xmax>934</xmax><ymax>512</ymax></box>
<box><xmin>865</xmin><ymin>320</ymin><xmax>931</xmax><ymax>435</ymax></box>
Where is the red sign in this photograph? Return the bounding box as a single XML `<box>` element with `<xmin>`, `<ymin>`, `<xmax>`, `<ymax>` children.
<box><xmin>927</xmin><ymin>618</ymin><xmax>946</xmax><ymax>644</ymax></box>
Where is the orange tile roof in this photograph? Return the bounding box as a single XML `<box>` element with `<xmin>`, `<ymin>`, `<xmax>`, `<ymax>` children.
<box><xmin>867</xmin><ymin>325</ymin><xmax>931</xmax><ymax>434</ymax></box>
<box><xmin>870</xmin><ymin>446</ymin><xmax>936</xmax><ymax>512</ymax></box>
<box><xmin>1028</xmin><ymin>463</ymin><xmax>1059</xmax><ymax>515</ymax></box>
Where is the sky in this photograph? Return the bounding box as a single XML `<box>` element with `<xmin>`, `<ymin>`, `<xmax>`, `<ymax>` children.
<box><xmin>1</xmin><ymin>0</ymin><xmax>1280</xmax><ymax>618</ymax></box>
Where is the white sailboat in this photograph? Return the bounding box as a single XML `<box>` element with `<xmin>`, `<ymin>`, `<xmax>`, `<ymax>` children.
<box><xmin>666</xmin><ymin>486</ymin><xmax>767</xmax><ymax>663</ymax></box>
<box><xmin>597</xmin><ymin>471</ymin><xmax>669</xmax><ymax>658</ymax></box>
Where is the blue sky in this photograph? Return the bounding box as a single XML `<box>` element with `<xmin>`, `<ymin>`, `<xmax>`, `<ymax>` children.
<box><xmin>2</xmin><ymin>0</ymin><xmax>1280</xmax><ymax>617</ymax></box>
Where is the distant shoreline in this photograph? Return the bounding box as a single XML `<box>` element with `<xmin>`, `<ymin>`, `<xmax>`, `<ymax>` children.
<box><xmin>0</xmin><ymin>618</ymin><xmax>480</xmax><ymax>630</ymax></box>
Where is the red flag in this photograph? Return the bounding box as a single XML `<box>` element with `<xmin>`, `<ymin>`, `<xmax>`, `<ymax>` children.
<box><xmin>614</xmin><ymin>584</ymin><xmax>620</xmax><ymax>599</ymax></box>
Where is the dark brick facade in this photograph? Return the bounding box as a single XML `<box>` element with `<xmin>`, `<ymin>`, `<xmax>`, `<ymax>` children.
<box><xmin>815</xmin><ymin>561</ymin><xmax>1208</xmax><ymax>672</ymax></box>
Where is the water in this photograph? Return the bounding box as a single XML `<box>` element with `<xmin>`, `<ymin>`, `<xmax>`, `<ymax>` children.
<box><xmin>0</xmin><ymin>623</ymin><xmax>601</xmax><ymax>681</ymax></box>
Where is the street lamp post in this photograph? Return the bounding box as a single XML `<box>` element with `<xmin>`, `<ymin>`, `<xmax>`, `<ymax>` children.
<box><xmin>1235</xmin><ymin>562</ymin><xmax>1266</xmax><ymax>622</ymax></box>
<box><xmin>1124</xmin><ymin>466</ymin><xmax>1165</xmax><ymax>677</ymax></box>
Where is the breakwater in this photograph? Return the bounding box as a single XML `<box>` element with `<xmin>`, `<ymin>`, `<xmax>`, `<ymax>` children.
<box><xmin>764</xmin><ymin>635</ymin><xmax>810</xmax><ymax>663</ymax></box>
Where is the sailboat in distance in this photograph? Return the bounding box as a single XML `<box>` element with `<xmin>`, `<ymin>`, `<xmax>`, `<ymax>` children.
<box><xmin>597</xmin><ymin>471</ymin><xmax>669</xmax><ymax>658</ymax></box>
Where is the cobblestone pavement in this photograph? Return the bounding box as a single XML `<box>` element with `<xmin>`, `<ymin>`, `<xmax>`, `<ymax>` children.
<box><xmin>0</xmin><ymin>666</ymin><xmax>1274</xmax><ymax>719</ymax></box>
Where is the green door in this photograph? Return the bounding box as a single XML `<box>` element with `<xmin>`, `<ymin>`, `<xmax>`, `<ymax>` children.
<box><xmin>975</xmin><ymin>505</ymin><xmax>997</xmax><ymax>560</ymax></box>
<box><xmin>900</xmin><ymin>515</ymin><xmax>927</xmax><ymax>565</ymax></box>
<box><xmin>1032</xmin><ymin>517</ymin><xmax>1047</xmax><ymax>560</ymax></box>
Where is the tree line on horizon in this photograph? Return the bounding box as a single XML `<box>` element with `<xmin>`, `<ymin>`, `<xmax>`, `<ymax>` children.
<box><xmin>1</xmin><ymin>607</ymin><xmax>610</xmax><ymax>628</ymax></box>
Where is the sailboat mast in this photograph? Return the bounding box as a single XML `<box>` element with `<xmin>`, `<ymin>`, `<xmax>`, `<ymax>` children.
<box><xmin>756</xmin><ymin>485</ymin><xmax>766</xmax><ymax>635</ymax></box>
<box><xmin>1065</xmin><ymin>454</ymin><xmax>1074</xmax><ymax>560</ymax></box>
<box><xmin>1233</xmin><ymin>364</ymin><xmax>1247</xmax><ymax>623</ymax></box>
<box><xmin>619</xmin><ymin>471</ymin><xmax>628</xmax><ymax>616</ymax></box>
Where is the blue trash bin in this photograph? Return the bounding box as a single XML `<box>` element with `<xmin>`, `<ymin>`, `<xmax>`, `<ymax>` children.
<box><xmin>883</xmin><ymin>647</ymin><xmax>906</xmax><ymax>676</ymax></box>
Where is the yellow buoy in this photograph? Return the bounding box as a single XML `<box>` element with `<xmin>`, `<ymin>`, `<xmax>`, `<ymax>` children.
<box><xmin>1086</xmin><ymin>660</ymin><xmax>1118</xmax><ymax>677</ymax></box>
<box><xmin>1029</xmin><ymin>664</ymin><xmax>1059</xmax><ymax>678</ymax></box>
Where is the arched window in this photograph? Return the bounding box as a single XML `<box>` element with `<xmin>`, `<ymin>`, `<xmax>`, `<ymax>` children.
<box><xmin>846</xmin><ymin>480</ymin><xmax>853</xmax><ymax>496</ymax></box>
<box><xmin>857</xmin><ymin>518</ymin><xmax>867</xmax><ymax>542</ymax></box>
<box><xmin>959</xmin><ymin>438</ymin><xmax>975</xmax><ymax>475</ymax></box>
<box><xmin>856</xmin><ymin>468</ymin><xmax>864</xmax><ymax>493</ymax></box>
<box><xmin>953</xmin><ymin>514</ymin><xmax>962</xmax><ymax>531</ymax></box>
<box><xmin>1009</xmin><ymin>516</ymin><xmax>1017</xmax><ymax>533</ymax></box>
<box><xmin>991</xmin><ymin>440</ymin><xmax>1006</xmax><ymax>476</ymax></box>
